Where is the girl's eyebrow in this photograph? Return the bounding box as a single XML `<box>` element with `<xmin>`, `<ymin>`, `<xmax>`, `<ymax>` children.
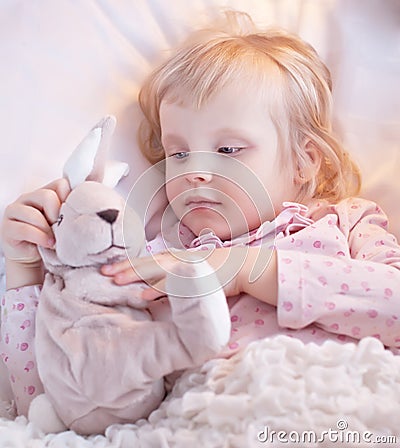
<box><xmin>215</xmin><ymin>127</ymin><xmax>242</xmax><ymax>134</ymax></box>
<box><xmin>161</xmin><ymin>128</ymin><xmax>254</xmax><ymax>148</ymax></box>
<box><xmin>214</xmin><ymin>127</ymin><xmax>253</xmax><ymax>142</ymax></box>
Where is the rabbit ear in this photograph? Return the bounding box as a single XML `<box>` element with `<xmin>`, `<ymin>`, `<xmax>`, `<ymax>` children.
<box><xmin>63</xmin><ymin>115</ymin><xmax>128</xmax><ymax>189</ymax></box>
<box><xmin>102</xmin><ymin>159</ymin><xmax>130</xmax><ymax>188</ymax></box>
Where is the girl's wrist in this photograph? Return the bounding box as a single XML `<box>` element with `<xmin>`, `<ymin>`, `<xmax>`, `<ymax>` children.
<box><xmin>240</xmin><ymin>247</ymin><xmax>278</xmax><ymax>306</ymax></box>
<box><xmin>5</xmin><ymin>259</ymin><xmax>44</xmax><ymax>290</ymax></box>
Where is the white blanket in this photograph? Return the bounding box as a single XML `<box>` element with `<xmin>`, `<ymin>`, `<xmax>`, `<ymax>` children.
<box><xmin>1</xmin><ymin>336</ymin><xmax>399</xmax><ymax>446</ymax></box>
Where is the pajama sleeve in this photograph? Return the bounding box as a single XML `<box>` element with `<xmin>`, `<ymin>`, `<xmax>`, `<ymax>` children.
<box><xmin>0</xmin><ymin>285</ymin><xmax>44</xmax><ymax>415</ymax></box>
<box><xmin>276</xmin><ymin>198</ymin><xmax>400</xmax><ymax>348</ymax></box>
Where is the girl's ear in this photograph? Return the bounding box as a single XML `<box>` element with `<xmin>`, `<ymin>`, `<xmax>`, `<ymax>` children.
<box><xmin>295</xmin><ymin>140</ymin><xmax>322</xmax><ymax>184</ymax></box>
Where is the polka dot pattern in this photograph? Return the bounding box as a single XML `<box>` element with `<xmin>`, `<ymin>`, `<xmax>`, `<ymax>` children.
<box><xmin>0</xmin><ymin>285</ymin><xmax>44</xmax><ymax>416</ymax></box>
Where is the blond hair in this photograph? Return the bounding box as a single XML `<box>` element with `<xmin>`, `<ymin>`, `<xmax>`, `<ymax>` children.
<box><xmin>138</xmin><ymin>10</ymin><xmax>361</xmax><ymax>202</ymax></box>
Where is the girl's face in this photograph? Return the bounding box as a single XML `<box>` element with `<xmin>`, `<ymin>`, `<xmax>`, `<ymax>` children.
<box><xmin>160</xmin><ymin>82</ymin><xmax>300</xmax><ymax>240</ymax></box>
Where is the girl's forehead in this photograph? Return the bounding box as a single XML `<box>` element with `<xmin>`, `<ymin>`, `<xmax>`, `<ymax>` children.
<box><xmin>161</xmin><ymin>71</ymin><xmax>281</xmax><ymax>113</ymax></box>
<box><xmin>160</xmin><ymin>53</ymin><xmax>282</xmax><ymax>110</ymax></box>
<box><xmin>159</xmin><ymin>82</ymin><xmax>280</xmax><ymax>146</ymax></box>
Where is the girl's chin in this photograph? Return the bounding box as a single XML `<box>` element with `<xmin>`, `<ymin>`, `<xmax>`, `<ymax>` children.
<box><xmin>182</xmin><ymin>213</ymin><xmax>255</xmax><ymax>242</ymax></box>
<box><xmin>188</xmin><ymin>223</ymin><xmax>241</xmax><ymax>242</ymax></box>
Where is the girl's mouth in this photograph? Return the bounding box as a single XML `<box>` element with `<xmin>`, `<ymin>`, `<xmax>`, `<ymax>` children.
<box><xmin>185</xmin><ymin>196</ymin><xmax>221</xmax><ymax>209</ymax></box>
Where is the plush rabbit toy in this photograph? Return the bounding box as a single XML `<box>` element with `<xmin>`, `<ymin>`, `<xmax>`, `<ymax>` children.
<box><xmin>28</xmin><ymin>116</ymin><xmax>231</xmax><ymax>435</ymax></box>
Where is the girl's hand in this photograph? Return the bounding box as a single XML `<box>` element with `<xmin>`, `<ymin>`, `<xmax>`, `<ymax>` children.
<box><xmin>1</xmin><ymin>178</ymin><xmax>70</xmax><ymax>288</ymax></box>
<box><xmin>101</xmin><ymin>247</ymin><xmax>244</xmax><ymax>301</ymax></box>
<box><xmin>101</xmin><ymin>246</ymin><xmax>278</xmax><ymax>306</ymax></box>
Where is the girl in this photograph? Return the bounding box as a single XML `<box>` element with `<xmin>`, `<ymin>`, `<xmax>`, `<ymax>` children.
<box><xmin>1</xmin><ymin>10</ymin><xmax>400</xmax><ymax>422</ymax></box>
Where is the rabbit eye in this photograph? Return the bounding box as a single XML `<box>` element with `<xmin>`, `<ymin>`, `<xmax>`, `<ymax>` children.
<box><xmin>56</xmin><ymin>214</ymin><xmax>64</xmax><ymax>226</ymax></box>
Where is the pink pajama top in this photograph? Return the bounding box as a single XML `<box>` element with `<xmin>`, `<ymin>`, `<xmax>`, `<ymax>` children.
<box><xmin>1</xmin><ymin>197</ymin><xmax>400</xmax><ymax>416</ymax></box>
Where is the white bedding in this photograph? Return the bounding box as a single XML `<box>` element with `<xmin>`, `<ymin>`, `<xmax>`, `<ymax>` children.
<box><xmin>1</xmin><ymin>336</ymin><xmax>400</xmax><ymax>447</ymax></box>
<box><xmin>0</xmin><ymin>0</ymin><xmax>399</xmax><ymax>446</ymax></box>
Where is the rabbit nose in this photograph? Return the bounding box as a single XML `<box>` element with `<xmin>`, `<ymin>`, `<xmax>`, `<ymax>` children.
<box><xmin>97</xmin><ymin>209</ymin><xmax>119</xmax><ymax>224</ymax></box>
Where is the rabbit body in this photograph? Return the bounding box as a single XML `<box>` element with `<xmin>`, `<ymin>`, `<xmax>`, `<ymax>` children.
<box><xmin>30</xmin><ymin>117</ymin><xmax>231</xmax><ymax>435</ymax></box>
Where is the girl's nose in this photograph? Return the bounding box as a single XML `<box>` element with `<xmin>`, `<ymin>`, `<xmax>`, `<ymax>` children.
<box><xmin>185</xmin><ymin>171</ymin><xmax>213</xmax><ymax>184</ymax></box>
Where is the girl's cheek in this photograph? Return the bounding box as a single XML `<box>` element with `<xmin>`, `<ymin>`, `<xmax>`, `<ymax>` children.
<box><xmin>165</xmin><ymin>183</ymin><xmax>178</xmax><ymax>203</ymax></box>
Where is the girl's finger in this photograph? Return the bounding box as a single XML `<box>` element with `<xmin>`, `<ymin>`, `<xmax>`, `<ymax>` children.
<box><xmin>101</xmin><ymin>259</ymin><xmax>132</xmax><ymax>276</ymax></box>
<box><xmin>112</xmin><ymin>268</ymin><xmax>139</xmax><ymax>285</ymax></box>
<box><xmin>128</xmin><ymin>256</ymin><xmax>174</xmax><ymax>283</ymax></box>
<box><xmin>19</xmin><ymin>189</ymin><xmax>64</xmax><ymax>225</ymax></box>
<box><xmin>112</xmin><ymin>264</ymin><xmax>164</xmax><ymax>286</ymax></box>
<box><xmin>141</xmin><ymin>279</ymin><xmax>167</xmax><ymax>301</ymax></box>
<box><xmin>102</xmin><ymin>252</ymin><xmax>189</xmax><ymax>286</ymax></box>
<box><xmin>43</xmin><ymin>178</ymin><xmax>71</xmax><ymax>203</ymax></box>
<box><xmin>102</xmin><ymin>253</ymin><xmax>174</xmax><ymax>279</ymax></box>
<box><xmin>6</xmin><ymin>202</ymin><xmax>53</xmax><ymax>236</ymax></box>
<box><xmin>6</xmin><ymin>221</ymin><xmax>55</xmax><ymax>249</ymax></box>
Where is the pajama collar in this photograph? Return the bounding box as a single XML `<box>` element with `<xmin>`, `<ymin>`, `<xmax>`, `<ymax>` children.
<box><xmin>186</xmin><ymin>202</ymin><xmax>315</xmax><ymax>250</ymax></box>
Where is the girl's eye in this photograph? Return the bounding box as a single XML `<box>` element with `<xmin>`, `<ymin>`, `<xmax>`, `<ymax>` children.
<box><xmin>56</xmin><ymin>214</ymin><xmax>64</xmax><ymax>226</ymax></box>
<box><xmin>170</xmin><ymin>152</ymin><xmax>189</xmax><ymax>160</ymax></box>
<box><xmin>217</xmin><ymin>147</ymin><xmax>243</xmax><ymax>154</ymax></box>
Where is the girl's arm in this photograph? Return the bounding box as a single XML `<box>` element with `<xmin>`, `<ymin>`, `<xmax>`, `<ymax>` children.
<box><xmin>1</xmin><ymin>285</ymin><xmax>44</xmax><ymax>415</ymax></box>
<box><xmin>5</xmin><ymin>261</ymin><xmax>44</xmax><ymax>292</ymax></box>
<box><xmin>101</xmin><ymin>246</ymin><xmax>279</xmax><ymax>306</ymax></box>
<box><xmin>275</xmin><ymin>249</ymin><xmax>400</xmax><ymax>347</ymax></box>
<box><xmin>0</xmin><ymin>178</ymin><xmax>70</xmax><ymax>414</ymax></box>
<box><xmin>274</xmin><ymin>198</ymin><xmax>400</xmax><ymax>348</ymax></box>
